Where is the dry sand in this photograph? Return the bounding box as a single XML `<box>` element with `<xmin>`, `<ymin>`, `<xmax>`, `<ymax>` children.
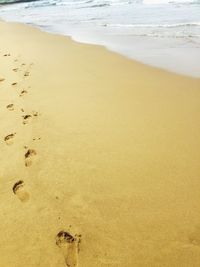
<box><xmin>0</xmin><ymin>21</ymin><xmax>200</xmax><ymax>267</ymax></box>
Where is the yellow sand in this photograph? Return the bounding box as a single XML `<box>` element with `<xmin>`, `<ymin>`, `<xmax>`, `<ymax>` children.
<box><xmin>0</xmin><ymin>21</ymin><xmax>200</xmax><ymax>267</ymax></box>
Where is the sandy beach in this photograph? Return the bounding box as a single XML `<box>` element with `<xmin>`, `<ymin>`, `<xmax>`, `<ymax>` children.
<box><xmin>0</xmin><ymin>21</ymin><xmax>200</xmax><ymax>267</ymax></box>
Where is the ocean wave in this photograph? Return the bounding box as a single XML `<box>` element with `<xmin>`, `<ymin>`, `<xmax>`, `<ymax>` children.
<box><xmin>1</xmin><ymin>0</ymin><xmax>199</xmax><ymax>8</ymax></box>
<box><xmin>56</xmin><ymin>0</ymin><xmax>94</xmax><ymax>5</ymax></box>
<box><xmin>142</xmin><ymin>0</ymin><xmax>200</xmax><ymax>4</ymax></box>
<box><xmin>0</xmin><ymin>0</ymin><xmax>39</xmax><ymax>5</ymax></box>
<box><xmin>24</xmin><ymin>0</ymin><xmax>56</xmax><ymax>8</ymax></box>
<box><xmin>81</xmin><ymin>3</ymin><xmax>110</xmax><ymax>8</ymax></box>
<box><xmin>25</xmin><ymin>0</ymin><xmax>110</xmax><ymax>9</ymax></box>
<box><xmin>133</xmin><ymin>32</ymin><xmax>200</xmax><ymax>38</ymax></box>
<box><xmin>105</xmin><ymin>22</ymin><xmax>200</xmax><ymax>28</ymax></box>
<box><xmin>0</xmin><ymin>0</ymin><xmax>200</xmax><ymax>42</ymax></box>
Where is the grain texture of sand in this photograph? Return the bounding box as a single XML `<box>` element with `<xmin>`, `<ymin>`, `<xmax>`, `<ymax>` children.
<box><xmin>0</xmin><ymin>21</ymin><xmax>200</xmax><ymax>267</ymax></box>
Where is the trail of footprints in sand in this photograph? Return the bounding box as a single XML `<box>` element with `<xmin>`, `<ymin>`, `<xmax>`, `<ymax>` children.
<box><xmin>3</xmin><ymin>51</ymin><xmax>200</xmax><ymax>265</ymax></box>
<box><xmin>2</xmin><ymin>58</ymin><xmax>38</xmax><ymax>168</ymax></box>
<box><xmin>1</xmin><ymin>52</ymin><xmax>80</xmax><ymax>266</ymax></box>
<box><xmin>1</xmin><ymin>58</ymin><xmax>38</xmax><ymax>194</ymax></box>
<box><xmin>1</xmin><ymin>56</ymin><xmax>40</xmax><ymax>179</ymax></box>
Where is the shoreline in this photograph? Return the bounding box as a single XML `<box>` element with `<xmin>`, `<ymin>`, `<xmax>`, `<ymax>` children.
<box><xmin>69</xmin><ymin>31</ymin><xmax>200</xmax><ymax>79</ymax></box>
<box><xmin>0</xmin><ymin>17</ymin><xmax>200</xmax><ymax>78</ymax></box>
<box><xmin>50</xmin><ymin>23</ymin><xmax>200</xmax><ymax>79</ymax></box>
<box><xmin>1</xmin><ymin>20</ymin><xmax>200</xmax><ymax>267</ymax></box>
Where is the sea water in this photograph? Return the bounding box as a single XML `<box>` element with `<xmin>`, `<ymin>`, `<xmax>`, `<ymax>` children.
<box><xmin>0</xmin><ymin>0</ymin><xmax>200</xmax><ymax>77</ymax></box>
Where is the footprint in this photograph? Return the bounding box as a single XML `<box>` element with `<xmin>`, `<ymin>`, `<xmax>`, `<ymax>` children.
<box><xmin>12</xmin><ymin>68</ymin><xmax>18</xmax><ymax>72</ymax></box>
<box><xmin>12</xmin><ymin>82</ymin><xmax>17</xmax><ymax>86</ymax></box>
<box><xmin>189</xmin><ymin>225</ymin><xmax>200</xmax><ymax>246</ymax></box>
<box><xmin>32</xmin><ymin>111</ymin><xmax>39</xmax><ymax>117</ymax></box>
<box><xmin>20</xmin><ymin>90</ymin><xmax>28</xmax><ymax>97</ymax></box>
<box><xmin>25</xmin><ymin>149</ymin><xmax>36</xmax><ymax>167</ymax></box>
<box><xmin>0</xmin><ymin>77</ymin><xmax>5</xmax><ymax>82</ymax></box>
<box><xmin>6</xmin><ymin>104</ymin><xmax>14</xmax><ymax>111</ymax></box>
<box><xmin>22</xmin><ymin>114</ymin><xmax>32</xmax><ymax>125</ymax></box>
<box><xmin>13</xmin><ymin>180</ymin><xmax>29</xmax><ymax>203</ymax></box>
<box><xmin>4</xmin><ymin>133</ymin><xmax>16</xmax><ymax>145</ymax></box>
<box><xmin>24</xmin><ymin>71</ymin><xmax>30</xmax><ymax>77</ymax></box>
<box><xmin>33</xmin><ymin>137</ymin><xmax>41</xmax><ymax>141</ymax></box>
<box><xmin>56</xmin><ymin>231</ymin><xmax>79</xmax><ymax>267</ymax></box>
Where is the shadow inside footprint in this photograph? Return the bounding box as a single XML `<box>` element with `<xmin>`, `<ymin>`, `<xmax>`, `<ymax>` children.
<box><xmin>13</xmin><ymin>180</ymin><xmax>29</xmax><ymax>203</ymax></box>
<box><xmin>20</xmin><ymin>90</ymin><xmax>28</xmax><ymax>97</ymax></box>
<box><xmin>24</xmin><ymin>71</ymin><xmax>30</xmax><ymax>77</ymax></box>
<box><xmin>0</xmin><ymin>77</ymin><xmax>5</xmax><ymax>82</ymax></box>
<box><xmin>6</xmin><ymin>104</ymin><xmax>14</xmax><ymax>111</ymax></box>
<box><xmin>12</xmin><ymin>68</ymin><xmax>18</xmax><ymax>72</ymax></box>
<box><xmin>25</xmin><ymin>149</ymin><xmax>36</xmax><ymax>167</ymax></box>
<box><xmin>22</xmin><ymin>114</ymin><xmax>32</xmax><ymax>125</ymax></box>
<box><xmin>56</xmin><ymin>231</ymin><xmax>79</xmax><ymax>267</ymax></box>
<box><xmin>4</xmin><ymin>133</ymin><xmax>16</xmax><ymax>145</ymax></box>
<box><xmin>32</xmin><ymin>111</ymin><xmax>39</xmax><ymax>117</ymax></box>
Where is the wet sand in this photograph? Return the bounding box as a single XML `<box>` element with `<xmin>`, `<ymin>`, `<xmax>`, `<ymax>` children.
<box><xmin>0</xmin><ymin>21</ymin><xmax>200</xmax><ymax>267</ymax></box>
